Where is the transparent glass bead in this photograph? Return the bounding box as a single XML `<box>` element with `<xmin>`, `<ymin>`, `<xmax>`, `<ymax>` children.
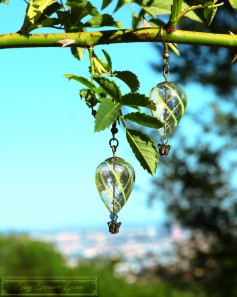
<box><xmin>95</xmin><ymin>157</ymin><xmax>135</xmax><ymax>214</ymax></box>
<box><xmin>149</xmin><ymin>82</ymin><xmax>187</xmax><ymax>138</ymax></box>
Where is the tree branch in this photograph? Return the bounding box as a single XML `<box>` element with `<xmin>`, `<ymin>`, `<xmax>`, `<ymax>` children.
<box><xmin>0</xmin><ymin>28</ymin><xmax>236</xmax><ymax>49</ymax></box>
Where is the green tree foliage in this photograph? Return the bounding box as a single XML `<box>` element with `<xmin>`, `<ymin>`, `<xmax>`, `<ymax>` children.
<box><xmin>148</xmin><ymin>2</ymin><xmax>237</xmax><ymax>296</ymax></box>
<box><xmin>0</xmin><ymin>1</ymin><xmax>237</xmax><ymax>294</ymax></box>
<box><xmin>0</xmin><ymin>233</ymin><xmax>67</xmax><ymax>276</ymax></box>
<box><xmin>1</xmin><ymin>0</ymin><xmax>235</xmax><ymax>175</ymax></box>
<box><xmin>0</xmin><ymin>234</ymin><xmax>202</xmax><ymax>297</ymax></box>
<box><xmin>151</xmin><ymin>0</ymin><xmax>237</xmax><ymax>97</ymax></box>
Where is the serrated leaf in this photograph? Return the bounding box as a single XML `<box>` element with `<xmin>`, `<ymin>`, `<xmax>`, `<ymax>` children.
<box><xmin>93</xmin><ymin>76</ymin><xmax>122</xmax><ymax>102</ymax></box>
<box><xmin>92</xmin><ymin>55</ymin><xmax>112</xmax><ymax>75</ymax></box>
<box><xmin>66</xmin><ymin>0</ymin><xmax>98</xmax><ymax>19</ymax></box>
<box><xmin>102</xmin><ymin>49</ymin><xmax>112</xmax><ymax>70</ymax></box>
<box><xmin>95</xmin><ymin>86</ymin><xmax>107</xmax><ymax>101</ymax></box>
<box><xmin>121</xmin><ymin>93</ymin><xmax>156</xmax><ymax>111</ymax></box>
<box><xmin>140</xmin><ymin>0</ymin><xmax>175</xmax><ymax>19</ymax></box>
<box><xmin>113</xmin><ymin>71</ymin><xmax>140</xmax><ymax>92</ymax></box>
<box><xmin>20</xmin><ymin>0</ymin><xmax>58</xmax><ymax>33</ymax></box>
<box><xmin>126</xmin><ymin>128</ymin><xmax>158</xmax><ymax>175</ymax></box>
<box><xmin>80</xmin><ymin>89</ymin><xmax>97</xmax><ymax>107</ymax></box>
<box><xmin>94</xmin><ymin>98</ymin><xmax>120</xmax><ymax>132</ymax></box>
<box><xmin>124</xmin><ymin>112</ymin><xmax>163</xmax><ymax>129</ymax></box>
<box><xmin>85</xmin><ymin>13</ymin><xmax>122</xmax><ymax>28</ymax></box>
<box><xmin>229</xmin><ymin>0</ymin><xmax>237</xmax><ymax>9</ymax></box>
<box><xmin>141</xmin><ymin>0</ymin><xmax>202</xmax><ymax>23</ymax></box>
<box><xmin>64</xmin><ymin>74</ymin><xmax>95</xmax><ymax>90</ymax></box>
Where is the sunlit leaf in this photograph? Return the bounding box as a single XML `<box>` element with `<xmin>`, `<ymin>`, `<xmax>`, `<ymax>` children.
<box><xmin>204</xmin><ymin>1</ymin><xmax>218</xmax><ymax>25</ymax></box>
<box><xmin>20</xmin><ymin>0</ymin><xmax>61</xmax><ymax>33</ymax></box>
<box><xmin>124</xmin><ymin>112</ymin><xmax>163</xmax><ymax>129</ymax></box>
<box><xmin>94</xmin><ymin>98</ymin><xmax>120</xmax><ymax>132</ymax></box>
<box><xmin>182</xmin><ymin>2</ymin><xmax>203</xmax><ymax>23</ymax></box>
<box><xmin>142</xmin><ymin>0</ymin><xmax>173</xmax><ymax>18</ymax></box>
<box><xmin>91</xmin><ymin>54</ymin><xmax>112</xmax><ymax>75</ymax></box>
<box><xmin>121</xmin><ymin>93</ymin><xmax>156</xmax><ymax>110</ymax></box>
<box><xmin>113</xmin><ymin>71</ymin><xmax>140</xmax><ymax>92</ymax></box>
<box><xmin>85</xmin><ymin>14</ymin><xmax>122</xmax><ymax>28</ymax></box>
<box><xmin>93</xmin><ymin>76</ymin><xmax>122</xmax><ymax>102</ymax></box>
<box><xmin>126</xmin><ymin>128</ymin><xmax>158</xmax><ymax>175</ymax></box>
<box><xmin>64</xmin><ymin>74</ymin><xmax>95</xmax><ymax>90</ymax></box>
<box><xmin>140</xmin><ymin>0</ymin><xmax>202</xmax><ymax>23</ymax></box>
<box><xmin>102</xmin><ymin>49</ymin><xmax>112</xmax><ymax>70</ymax></box>
<box><xmin>229</xmin><ymin>0</ymin><xmax>237</xmax><ymax>9</ymax></box>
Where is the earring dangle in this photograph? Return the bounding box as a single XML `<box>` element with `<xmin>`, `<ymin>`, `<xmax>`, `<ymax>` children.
<box><xmin>149</xmin><ymin>34</ymin><xmax>188</xmax><ymax>156</ymax></box>
<box><xmin>95</xmin><ymin>122</ymin><xmax>135</xmax><ymax>234</ymax></box>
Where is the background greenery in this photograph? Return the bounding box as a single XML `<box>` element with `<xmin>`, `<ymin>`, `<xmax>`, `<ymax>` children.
<box><xmin>0</xmin><ymin>1</ymin><xmax>237</xmax><ymax>297</ymax></box>
<box><xmin>0</xmin><ymin>234</ymin><xmax>202</xmax><ymax>297</ymax></box>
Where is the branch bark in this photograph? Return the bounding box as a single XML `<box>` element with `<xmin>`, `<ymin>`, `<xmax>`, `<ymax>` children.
<box><xmin>0</xmin><ymin>28</ymin><xmax>237</xmax><ymax>49</ymax></box>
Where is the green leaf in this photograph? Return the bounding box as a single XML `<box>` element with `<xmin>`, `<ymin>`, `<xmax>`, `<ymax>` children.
<box><xmin>102</xmin><ymin>49</ymin><xmax>113</xmax><ymax>70</ymax></box>
<box><xmin>121</xmin><ymin>93</ymin><xmax>156</xmax><ymax>111</ymax></box>
<box><xmin>101</xmin><ymin>0</ymin><xmax>113</xmax><ymax>10</ymax></box>
<box><xmin>229</xmin><ymin>0</ymin><xmax>237</xmax><ymax>9</ymax></box>
<box><xmin>85</xmin><ymin>14</ymin><xmax>122</xmax><ymax>28</ymax></box>
<box><xmin>64</xmin><ymin>74</ymin><xmax>95</xmax><ymax>90</ymax></box>
<box><xmin>94</xmin><ymin>98</ymin><xmax>120</xmax><ymax>132</ymax></box>
<box><xmin>113</xmin><ymin>71</ymin><xmax>140</xmax><ymax>92</ymax></box>
<box><xmin>0</xmin><ymin>0</ymin><xmax>9</xmax><ymax>4</ymax></box>
<box><xmin>141</xmin><ymin>0</ymin><xmax>202</xmax><ymax>23</ymax></box>
<box><xmin>80</xmin><ymin>89</ymin><xmax>98</xmax><ymax>107</ymax></box>
<box><xmin>91</xmin><ymin>54</ymin><xmax>112</xmax><ymax>75</ymax></box>
<box><xmin>71</xmin><ymin>47</ymin><xmax>86</xmax><ymax>61</ymax></box>
<box><xmin>114</xmin><ymin>0</ymin><xmax>126</xmax><ymax>12</ymax></box>
<box><xmin>94</xmin><ymin>87</ymin><xmax>107</xmax><ymax>102</ymax></box>
<box><xmin>20</xmin><ymin>0</ymin><xmax>58</xmax><ymax>33</ymax></box>
<box><xmin>124</xmin><ymin>112</ymin><xmax>163</xmax><ymax>129</ymax></box>
<box><xmin>66</xmin><ymin>0</ymin><xmax>98</xmax><ymax>19</ymax></box>
<box><xmin>204</xmin><ymin>1</ymin><xmax>218</xmax><ymax>25</ymax></box>
<box><xmin>93</xmin><ymin>76</ymin><xmax>122</xmax><ymax>102</ymax></box>
<box><xmin>59</xmin><ymin>1</ymin><xmax>98</xmax><ymax>32</ymax></box>
<box><xmin>142</xmin><ymin>0</ymin><xmax>172</xmax><ymax>18</ymax></box>
<box><xmin>182</xmin><ymin>2</ymin><xmax>203</xmax><ymax>23</ymax></box>
<box><xmin>126</xmin><ymin>128</ymin><xmax>158</xmax><ymax>175</ymax></box>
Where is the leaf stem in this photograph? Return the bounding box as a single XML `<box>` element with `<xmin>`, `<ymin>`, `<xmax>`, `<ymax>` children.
<box><xmin>178</xmin><ymin>2</ymin><xmax>224</xmax><ymax>22</ymax></box>
<box><xmin>88</xmin><ymin>45</ymin><xmax>94</xmax><ymax>81</ymax></box>
<box><xmin>167</xmin><ymin>0</ymin><xmax>183</xmax><ymax>31</ymax></box>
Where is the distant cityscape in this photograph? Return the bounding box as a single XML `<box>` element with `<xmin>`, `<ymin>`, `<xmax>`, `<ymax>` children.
<box><xmin>32</xmin><ymin>225</ymin><xmax>186</xmax><ymax>278</ymax></box>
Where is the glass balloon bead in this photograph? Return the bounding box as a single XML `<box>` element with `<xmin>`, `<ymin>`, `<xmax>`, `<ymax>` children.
<box><xmin>95</xmin><ymin>157</ymin><xmax>135</xmax><ymax>234</ymax></box>
<box><xmin>149</xmin><ymin>81</ymin><xmax>187</xmax><ymax>155</ymax></box>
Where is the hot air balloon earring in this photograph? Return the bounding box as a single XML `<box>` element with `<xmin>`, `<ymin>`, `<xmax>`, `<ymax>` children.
<box><xmin>95</xmin><ymin>121</ymin><xmax>135</xmax><ymax>234</ymax></box>
<box><xmin>149</xmin><ymin>34</ymin><xmax>188</xmax><ymax>156</ymax></box>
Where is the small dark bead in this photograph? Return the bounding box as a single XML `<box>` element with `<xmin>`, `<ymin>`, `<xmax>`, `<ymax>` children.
<box><xmin>111</xmin><ymin>127</ymin><xmax>118</xmax><ymax>134</ymax></box>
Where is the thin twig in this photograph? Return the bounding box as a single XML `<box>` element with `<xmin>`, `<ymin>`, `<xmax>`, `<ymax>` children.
<box><xmin>178</xmin><ymin>2</ymin><xmax>224</xmax><ymax>21</ymax></box>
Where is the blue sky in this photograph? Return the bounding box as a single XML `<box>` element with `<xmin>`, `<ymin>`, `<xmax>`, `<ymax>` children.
<box><xmin>0</xmin><ymin>1</ymin><xmax>214</xmax><ymax>232</ymax></box>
